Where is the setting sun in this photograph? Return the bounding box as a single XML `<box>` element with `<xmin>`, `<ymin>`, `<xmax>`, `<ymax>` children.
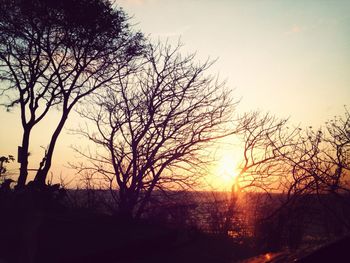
<box><xmin>216</xmin><ymin>155</ymin><xmax>240</xmax><ymax>187</ymax></box>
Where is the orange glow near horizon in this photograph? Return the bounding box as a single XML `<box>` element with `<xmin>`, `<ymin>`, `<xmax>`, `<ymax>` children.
<box><xmin>215</xmin><ymin>155</ymin><xmax>240</xmax><ymax>190</ymax></box>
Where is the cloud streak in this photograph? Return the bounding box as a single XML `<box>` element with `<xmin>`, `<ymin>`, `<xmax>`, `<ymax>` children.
<box><xmin>285</xmin><ymin>24</ymin><xmax>303</xmax><ymax>34</ymax></box>
<box><xmin>154</xmin><ymin>25</ymin><xmax>192</xmax><ymax>38</ymax></box>
<box><xmin>118</xmin><ymin>0</ymin><xmax>157</xmax><ymax>7</ymax></box>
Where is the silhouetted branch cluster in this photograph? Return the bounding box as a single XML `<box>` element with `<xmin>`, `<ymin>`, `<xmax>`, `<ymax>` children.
<box><xmin>71</xmin><ymin>42</ymin><xmax>235</xmax><ymax>219</ymax></box>
<box><xmin>234</xmin><ymin>107</ymin><xmax>350</xmax><ymax>248</ymax></box>
<box><xmin>0</xmin><ymin>0</ymin><xmax>144</xmax><ymax>188</ymax></box>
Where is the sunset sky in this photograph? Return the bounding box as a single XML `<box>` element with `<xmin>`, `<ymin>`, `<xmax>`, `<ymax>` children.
<box><xmin>119</xmin><ymin>0</ymin><xmax>350</xmax><ymax>126</ymax></box>
<box><xmin>1</xmin><ymin>0</ymin><xmax>350</xmax><ymax>188</ymax></box>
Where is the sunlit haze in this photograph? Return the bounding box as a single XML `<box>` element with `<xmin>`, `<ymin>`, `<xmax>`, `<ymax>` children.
<box><xmin>1</xmin><ymin>0</ymin><xmax>349</xmax><ymax>189</ymax></box>
<box><xmin>119</xmin><ymin>0</ymin><xmax>350</xmax><ymax>125</ymax></box>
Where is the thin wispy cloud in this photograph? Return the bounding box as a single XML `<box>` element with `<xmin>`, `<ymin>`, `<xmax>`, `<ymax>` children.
<box><xmin>285</xmin><ymin>24</ymin><xmax>303</xmax><ymax>35</ymax></box>
<box><xmin>154</xmin><ymin>25</ymin><xmax>192</xmax><ymax>38</ymax></box>
<box><xmin>118</xmin><ymin>0</ymin><xmax>157</xmax><ymax>7</ymax></box>
<box><xmin>291</xmin><ymin>25</ymin><xmax>302</xmax><ymax>33</ymax></box>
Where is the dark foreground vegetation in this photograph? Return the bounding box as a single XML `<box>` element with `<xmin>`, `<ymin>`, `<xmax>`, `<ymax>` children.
<box><xmin>1</xmin><ymin>185</ymin><xmax>350</xmax><ymax>263</ymax></box>
<box><xmin>0</xmin><ymin>186</ymin><xmax>256</xmax><ymax>263</ymax></box>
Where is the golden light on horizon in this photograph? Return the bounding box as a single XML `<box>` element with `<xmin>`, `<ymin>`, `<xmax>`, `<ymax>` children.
<box><xmin>216</xmin><ymin>155</ymin><xmax>240</xmax><ymax>188</ymax></box>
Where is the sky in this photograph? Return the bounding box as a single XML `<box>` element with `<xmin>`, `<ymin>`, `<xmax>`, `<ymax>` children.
<box><xmin>118</xmin><ymin>0</ymin><xmax>350</xmax><ymax>127</ymax></box>
<box><xmin>1</xmin><ymin>0</ymin><xmax>350</xmax><ymax>189</ymax></box>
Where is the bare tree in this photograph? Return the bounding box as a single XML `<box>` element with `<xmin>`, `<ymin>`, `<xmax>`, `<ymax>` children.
<box><xmin>0</xmin><ymin>0</ymin><xmax>144</xmax><ymax>188</ymax></box>
<box><xmin>234</xmin><ymin>111</ymin><xmax>333</xmax><ymax>204</ymax></box>
<box><xmin>280</xmin><ymin>108</ymin><xmax>350</xmax><ymax>232</ymax></box>
<box><xmin>217</xmin><ymin>112</ymin><xmax>297</xmax><ymax>244</ymax></box>
<box><xmin>234</xmin><ymin>112</ymin><xmax>296</xmax><ymax>193</ymax></box>
<box><xmin>323</xmin><ymin>107</ymin><xmax>350</xmax><ymax>194</ymax></box>
<box><xmin>234</xmin><ymin>108</ymin><xmax>350</xmax><ymax>248</ymax></box>
<box><xmin>72</xmin><ymin>42</ymin><xmax>235</xmax><ymax>219</ymax></box>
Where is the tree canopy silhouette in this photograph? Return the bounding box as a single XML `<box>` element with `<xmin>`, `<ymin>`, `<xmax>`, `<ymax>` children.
<box><xmin>73</xmin><ymin>42</ymin><xmax>234</xmax><ymax>219</ymax></box>
<box><xmin>0</xmin><ymin>0</ymin><xmax>144</xmax><ymax>188</ymax></box>
<box><xmin>233</xmin><ymin>108</ymin><xmax>350</xmax><ymax>247</ymax></box>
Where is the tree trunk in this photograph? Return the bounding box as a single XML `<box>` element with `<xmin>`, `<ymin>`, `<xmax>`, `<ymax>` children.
<box><xmin>118</xmin><ymin>191</ymin><xmax>136</xmax><ymax>220</ymax></box>
<box><xmin>16</xmin><ymin>127</ymin><xmax>31</xmax><ymax>189</ymax></box>
<box><xmin>34</xmin><ymin>112</ymin><xmax>68</xmax><ymax>186</ymax></box>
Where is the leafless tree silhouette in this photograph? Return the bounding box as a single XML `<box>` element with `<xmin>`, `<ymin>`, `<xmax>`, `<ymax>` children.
<box><xmin>234</xmin><ymin>108</ymin><xmax>350</xmax><ymax>248</ymax></box>
<box><xmin>72</xmin><ymin>42</ymin><xmax>235</xmax><ymax>219</ymax></box>
<box><xmin>0</xmin><ymin>0</ymin><xmax>144</xmax><ymax>188</ymax></box>
<box><xmin>234</xmin><ymin>112</ymin><xmax>294</xmax><ymax>192</ymax></box>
